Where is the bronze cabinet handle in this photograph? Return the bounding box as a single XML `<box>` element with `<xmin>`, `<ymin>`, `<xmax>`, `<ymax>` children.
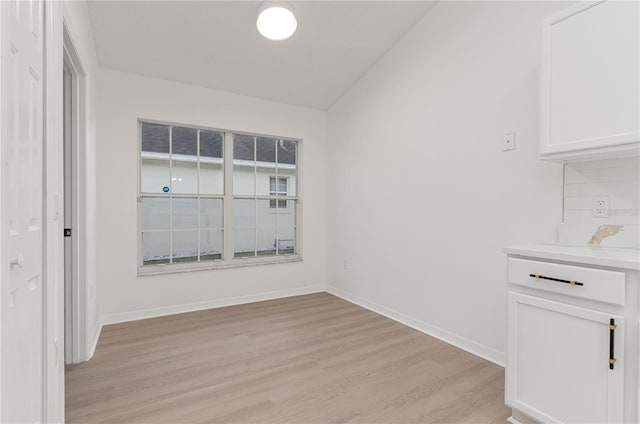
<box><xmin>609</xmin><ymin>319</ymin><xmax>616</xmax><ymax>370</ymax></box>
<box><xmin>529</xmin><ymin>274</ymin><xmax>584</xmax><ymax>286</ymax></box>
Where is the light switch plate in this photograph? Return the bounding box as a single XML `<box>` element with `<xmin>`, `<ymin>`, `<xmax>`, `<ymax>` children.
<box><xmin>503</xmin><ymin>132</ymin><xmax>516</xmax><ymax>151</ymax></box>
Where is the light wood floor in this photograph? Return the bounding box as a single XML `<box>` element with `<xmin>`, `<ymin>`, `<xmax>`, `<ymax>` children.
<box><xmin>66</xmin><ymin>293</ymin><xmax>510</xmax><ymax>423</ymax></box>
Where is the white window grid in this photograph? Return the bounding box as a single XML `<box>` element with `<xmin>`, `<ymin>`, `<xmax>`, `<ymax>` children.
<box><xmin>139</xmin><ymin>124</ymin><xmax>224</xmax><ymax>265</ymax></box>
<box><xmin>232</xmin><ymin>135</ymin><xmax>297</xmax><ymax>258</ymax></box>
<box><xmin>138</xmin><ymin>120</ymin><xmax>300</xmax><ymax>273</ymax></box>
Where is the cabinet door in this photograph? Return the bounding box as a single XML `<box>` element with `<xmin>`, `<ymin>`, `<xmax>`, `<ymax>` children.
<box><xmin>540</xmin><ymin>0</ymin><xmax>639</xmax><ymax>156</ymax></box>
<box><xmin>507</xmin><ymin>292</ymin><xmax>624</xmax><ymax>423</ymax></box>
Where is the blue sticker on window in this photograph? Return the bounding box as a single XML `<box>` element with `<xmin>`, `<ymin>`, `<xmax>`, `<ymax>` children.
<box><xmin>162</xmin><ymin>186</ymin><xmax>169</xmax><ymax>193</ymax></box>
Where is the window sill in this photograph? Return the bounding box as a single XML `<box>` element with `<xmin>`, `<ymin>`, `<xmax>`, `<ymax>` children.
<box><xmin>137</xmin><ymin>255</ymin><xmax>303</xmax><ymax>277</ymax></box>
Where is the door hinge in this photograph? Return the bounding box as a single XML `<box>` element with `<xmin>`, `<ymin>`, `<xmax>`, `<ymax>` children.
<box><xmin>64</xmin><ymin>228</ymin><xmax>72</xmax><ymax>237</ymax></box>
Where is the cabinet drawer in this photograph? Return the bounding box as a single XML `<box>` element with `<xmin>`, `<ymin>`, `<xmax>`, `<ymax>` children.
<box><xmin>508</xmin><ymin>257</ymin><xmax>625</xmax><ymax>306</ymax></box>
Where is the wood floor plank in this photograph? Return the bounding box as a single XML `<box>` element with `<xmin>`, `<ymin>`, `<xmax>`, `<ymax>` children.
<box><xmin>66</xmin><ymin>292</ymin><xmax>510</xmax><ymax>423</ymax></box>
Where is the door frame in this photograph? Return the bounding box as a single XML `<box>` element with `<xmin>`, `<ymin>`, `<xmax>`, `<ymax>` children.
<box><xmin>0</xmin><ymin>1</ymin><xmax>5</xmax><ymax>418</ymax></box>
<box><xmin>41</xmin><ymin>1</ymin><xmax>92</xmax><ymax>421</ymax></box>
<box><xmin>43</xmin><ymin>1</ymin><xmax>64</xmax><ymax>422</ymax></box>
<box><xmin>62</xmin><ymin>22</ymin><xmax>88</xmax><ymax>365</ymax></box>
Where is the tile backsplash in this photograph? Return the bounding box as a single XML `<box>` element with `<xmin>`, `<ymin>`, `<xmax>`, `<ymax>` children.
<box><xmin>563</xmin><ymin>157</ymin><xmax>639</xmax><ymax>225</ymax></box>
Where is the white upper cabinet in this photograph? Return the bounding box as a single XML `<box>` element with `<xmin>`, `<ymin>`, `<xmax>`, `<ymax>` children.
<box><xmin>540</xmin><ymin>0</ymin><xmax>639</xmax><ymax>161</ymax></box>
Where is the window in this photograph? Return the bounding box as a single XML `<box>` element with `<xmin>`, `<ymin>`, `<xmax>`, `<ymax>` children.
<box><xmin>269</xmin><ymin>177</ymin><xmax>288</xmax><ymax>209</ymax></box>
<box><xmin>139</xmin><ymin>121</ymin><xmax>299</xmax><ymax>272</ymax></box>
<box><xmin>232</xmin><ymin>135</ymin><xmax>297</xmax><ymax>258</ymax></box>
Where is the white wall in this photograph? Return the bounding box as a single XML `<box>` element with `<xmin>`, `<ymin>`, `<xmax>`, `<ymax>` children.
<box><xmin>96</xmin><ymin>68</ymin><xmax>327</xmax><ymax>323</ymax></box>
<box><xmin>326</xmin><ymin>1</ymin><xmax>569</xmax><ymax>364</ymax></box>
<box><xmin>63</xmin><ymin>1</ymin><xmax>100</xmax><ymax>357</ymax></box>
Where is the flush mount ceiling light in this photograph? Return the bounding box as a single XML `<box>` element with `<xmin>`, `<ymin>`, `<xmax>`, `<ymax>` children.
<box><xmin>256</xmin><ymin>1</ymin><xmax>297</xmax><ymax>41</ymax></box>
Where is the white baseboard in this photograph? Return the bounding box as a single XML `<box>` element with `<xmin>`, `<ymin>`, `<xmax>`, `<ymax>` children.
<box><xmin>87</xmin><ymin>320</ymin><xmax>103</xmax><ymax>360</ymax></box>
<box><xmin>327</xmin><ymin>286</ymin><xmax>506</xmax><ymax>367</ymax></box>
<box><xmin>101</xmin><ymin>285</ymin><xmax>324</xmax><ymax>326</ymax></box>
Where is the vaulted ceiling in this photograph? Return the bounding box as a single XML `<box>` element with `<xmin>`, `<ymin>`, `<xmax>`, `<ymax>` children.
<box><xmin>87</xmin><ymin>1</ymin><xmax>436</xmax><ymax>110</ymax></box>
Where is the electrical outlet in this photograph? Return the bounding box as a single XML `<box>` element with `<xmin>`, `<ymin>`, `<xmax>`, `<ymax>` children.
<box><xmin>592</xmin><ymin>196</ymin><xmax>610</xmax><ymax>218</ymax></box>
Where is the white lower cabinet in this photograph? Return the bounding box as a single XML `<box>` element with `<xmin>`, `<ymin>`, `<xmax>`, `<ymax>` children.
<box><xmin>505</xmin><ymin>254</ymin><xmax>639</xmax><ymax>424</ymax></box>
<box><xmin>507</xmin><ymin>293</ymin><xmax>624</xmax><ymax>423</ymax></box>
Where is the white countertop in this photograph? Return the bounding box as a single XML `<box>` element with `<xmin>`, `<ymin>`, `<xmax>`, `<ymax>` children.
<box><xmin>503</xmin><ymin>244</ymin><xmax>640</xmax><ymax>270</ymax></box>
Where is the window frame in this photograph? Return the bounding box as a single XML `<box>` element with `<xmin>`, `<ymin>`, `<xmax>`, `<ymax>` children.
<box><xmin>137</xmin><ymin>119</ymin><xmax>302</xmax><ymax>276</ymax></box>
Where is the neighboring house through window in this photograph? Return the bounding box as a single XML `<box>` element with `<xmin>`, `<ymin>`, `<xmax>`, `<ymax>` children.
<box><xmin>269</xmin><ymin>177</ymin><xmax>288</xmax><ymax>209</ymax></box>
<box><xmin>139</xmin><ymin>121</ymin><xmax>299</xmax><ymax>273</ymax></box>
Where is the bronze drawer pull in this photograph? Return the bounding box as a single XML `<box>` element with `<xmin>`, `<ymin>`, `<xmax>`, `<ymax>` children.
<box><xmin>529</xmin><ymin>274</ymin><xmax>584</xmax><ymax>286</ymax></box>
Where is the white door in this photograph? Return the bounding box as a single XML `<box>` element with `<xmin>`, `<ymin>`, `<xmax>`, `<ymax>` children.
<box><xmin>1</xmin><ymin>0</ymin><xmax>45</xmax><ymax>422</ymax></box>
<box><xmin>506</xmin><ymin>292</ymin><xmax>624</xmax><ymax>423</ymax></box>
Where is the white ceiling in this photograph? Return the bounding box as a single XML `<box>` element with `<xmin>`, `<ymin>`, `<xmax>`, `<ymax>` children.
<box><xmin>87</xmin><ymin>1</ymin><xmax>436</xmax><ymax>110</ymax></box>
